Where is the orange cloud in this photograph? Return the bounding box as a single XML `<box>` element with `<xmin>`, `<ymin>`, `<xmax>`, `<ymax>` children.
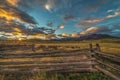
<box><xmin>71</xmin><ymin>33</ymin><xmax>79</xmax><ymax>37</ymax></box>
<box><xmin>0</xmin><ymin>9</ymin><xmax>15</xmax><ymax>20</ymax></box>
<box><xmin>82</xmin><ymin>19</ymin><xmax>103</xmax><ymax>24</ymax></box>
<box><xmin>6</xmin><ymin>0</ymin><xmax>20</xmax><ymax>7</ymax></box>
<box><xmin>0</xmin><ymin>3</ymin><xmax>37</xmax><ymax>24</ymax></box>
<box><xmin>35</xmin><ymin>34</ymin><xmax>44</xmax><ymax>36</ymax></box>
<box><xmin>13</xmin><ymin>28</ymin><xmax>22</xmax><ymax>32</ymax></box>
<box><xmin>62</xmin><ymin>33</ymin><xmax>69</xmax><ymax>37</ymax></box>
<box><xmin>79</xmin><ymin>27</ymin><xmax>111</xmax><ymax>35</ymax></box>
<box><xmin>80</xmin><ymin>27</ymin><xmax>99</xmax><ymax>35</ymax></box>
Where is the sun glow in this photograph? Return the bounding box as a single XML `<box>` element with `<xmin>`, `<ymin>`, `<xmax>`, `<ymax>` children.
<box><xmin>45</xmin><ymin>4</ymin><xmax>51</xmax><ymax>11</ymax></box>
<box><xmin>18</xmin><ymin>38</ymin><xmax>22</xmax><ymax>41</ymax></box>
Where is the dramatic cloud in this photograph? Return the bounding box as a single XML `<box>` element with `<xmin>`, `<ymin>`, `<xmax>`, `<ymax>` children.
<box><xmin>0</xmin><ymin>0</ymin><xmax>47</xmax><ymax>40</ymax></box>
<box><xmin>80</xmin><ymin>27</ymin><xmax>112</xmax><ymax>35</ymax></box>
<box><xmin>77</xmin><ymin>10</ymin><xmax>120</xmax><ymax>28</ymax></box>
<box><xmin>6</xmin><ymin>0</ymin><xmax>46</xmax><ymax>11</ymax></box>
<box><xmin>62</xmin><ymin>33</ymin><xmax>69</xmax><ymax>37</ymax></box>
<box><xmin>81</xmin><ymin>19</ymin><xmax>104</xmax><ymax>24</ymax></box>
<box><xmin>71</xmin><ymin>33</ymin><xmax>79</xmax><ymax>37</ymax></box>
<box><xmin>0</xmin><ymin>0</ymin><xmax>120</xmax><ymax>40</ymax></box>
<box><xmin>13</xmin><ymin>27</ymin><xmax>22</xmax><ymax>32</ymax></box>
<box><xmin>80</xmin><ymin>27</ymin><xmax>99</xmax><ymax>35</ymax></box>
<box><xmin>6</xmin><ymin>0</ymin><xmax>20</xmax><ymax>7</ymax></box>
<box><xmin>58</xmin><ymin>26</ymin><xmax>113</xmax><ymax>38</ymax></box>
<box><xmin>0</xmin><ymin>17</ymin><xmax>53</xmax><ymax>40</ymax></box>
<box><xmin>106</xmin><ymin>12</ymin><xmax>120</xmax><ymax>19</ymax></box>
<box><xmin>77</xmin><ymin>18</ymin><xmax>104</xmax><ymax>28</ymax></box>
<box><xmin>80</xmin><ymin>26</ymin><xmax>112</xmax><ymax>35</ymax></box>
<box><xmin>0</xmin><ymin>1</ymin><xmax>37</xmax><ymax>24</ymax></box>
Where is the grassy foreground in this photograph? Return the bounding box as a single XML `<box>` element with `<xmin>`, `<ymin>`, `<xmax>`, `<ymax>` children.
<box><xmin>0</xmin><ymin>38</ymin><xmax>119</xmax><ymax>80</ymax></box>
<box><xmin>0</xmin><ymin>72</ymin><xmax>114</xmax><ymax>80</ymax></box>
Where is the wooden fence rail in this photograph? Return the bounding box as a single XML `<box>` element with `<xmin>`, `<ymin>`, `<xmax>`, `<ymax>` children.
<box><xmin>90</xmin><ymin>43</ymin><xmax>120</xmax><ymax>80</ymax></box>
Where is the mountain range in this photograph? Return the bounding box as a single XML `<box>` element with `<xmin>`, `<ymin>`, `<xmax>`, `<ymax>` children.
<box><xmin>55</xmin><ymin>34</ymin><xmax>120</xmax><ymax>41</ymax></box>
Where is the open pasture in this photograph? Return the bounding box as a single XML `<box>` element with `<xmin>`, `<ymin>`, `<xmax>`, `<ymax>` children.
<box><xmin>0</xmin><ymin>39</ymin><xmax>120</xmax><ymax>80</ymax></box>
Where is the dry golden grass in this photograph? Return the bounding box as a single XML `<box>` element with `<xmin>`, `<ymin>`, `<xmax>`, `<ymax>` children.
<box><xmin>0</xmin><ymin>39</ymin><xmax>119</xmax><ymax>80</ymax></box>
<box><xmin>96</xmin><ymin>43</ymin><xmax>120</xmax><ymax>54</ymax></box>
<box><xmin>0</xmin><ymin>39</ymin><xmax>119</xmax><ymax>55</ymax></box>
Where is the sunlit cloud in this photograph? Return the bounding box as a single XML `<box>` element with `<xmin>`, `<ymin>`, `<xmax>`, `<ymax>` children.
<box><xmin>6</xmin><ymin>0</ymin><xmax>20</xmax><ymax>7</ymax></box>
<box><xmin>77</xmin><ymin>10</ymin><xmax>120</xmax><ymax>28</ymax></box>
<box><xmin>80</xmin><ymin>27</ymin><xmax>99</xmax><ymax>35</ymax></box>
<box><xmin>13</xmin><ymin>28</ymin><xmax>22</xmax><ymax>32</ymax></box>
<box><xmin>106</xmin><ymin>12</ymin><xmax>120</xmax><ymax>19</ymax></box>
<box><xmin>59</xmin><ymin>24</ymin><xmax>64</xmax><ymax>29</ymax></box>
<box><xmin>0</xmin><ymin>8</ymin><xmax>37</xmax><ymax>24</ymax></box>
<box><xmin>0</xmin><ymin>9</ymin><xmax>15</xmax><ymax>20</ymax></box>
<box><xmin>0</xmin><ymin>32</ymin><xmax>47</xmax><ymax>40</ymax></box>
<box><xmin>0</xmin><ymin>1</ymin><xmax>37</xmax><ymax>24</ymax></box>
<box><xmin>81</xmin><ymin>19</ymin><xmax>104</xmax><ymax>24</ymax></box>
<box><xmin>80</xmin><ymin>27</ymin><xmax>111</xmax><ymax>35</ymax></box>
<box><xmin>0</xmin><ymin>0</ymin><xmax>120</xmax><ymax>40</ymax></box>
<box><xmin>62</xmin><ymin>33</ymin><xmax>69</xmax><ymax>37</ymax></box>
<box><xmin>55</xmin><ymin>24</ymin><xmax>65</xmax><ymax>31</ymax></box>
<box><xmin>70</xmin><ymin>33</ymin><xmax>78</xmax><ymax>37</ymax></box>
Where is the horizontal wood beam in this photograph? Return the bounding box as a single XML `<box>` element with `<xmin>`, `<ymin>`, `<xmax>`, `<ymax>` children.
<box><xmin>95</xmin><ymin>66</ymin><xmax>120</xmax><ymax>80</ymax></box>
<box><xmin>0</xmin><ymin>58</ymin><xmax>95</xmax><ymax>65</ymax></box>
<box><xmin>0</xmin><ymin>68</ymin><xmax>97</xmax><ymax>74</ymax></box>
<box><xmin>1</xmin><ymin>61</ymin><xmax>96</xmax><ymax>69</ymax></box>
<box><xmin>0</xmin><ymin>52</ymin><xmax>89</xmax><ymax>59</ymax></box>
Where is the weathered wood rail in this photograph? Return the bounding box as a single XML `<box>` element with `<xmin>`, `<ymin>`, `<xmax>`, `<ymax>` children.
<box><xmin>0</xmin><ymin>43</ymin><xmax>120</xmax><ymax>80</ymax></box>
<box><xmin>0</xmin><ymin>52</ymin><xmax>89</xmax><ymax>59</ymax></box>
<box><xmin>90</xmin><ymin>44</ymin><xmax>120</xmax><ymax>80</ymax></box>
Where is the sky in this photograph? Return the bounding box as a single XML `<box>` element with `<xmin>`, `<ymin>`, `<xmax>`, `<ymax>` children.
<box><xmin>0</xmin><ymin>0</ymin><xmax>120</xmax><ymax>40</ymax></box>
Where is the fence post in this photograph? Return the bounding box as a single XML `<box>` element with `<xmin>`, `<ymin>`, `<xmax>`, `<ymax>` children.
<box><xmin>32</xmin><ymin>44</ymin><xmax>35</xmax><ymax>52</ymax></box>
<box><xmin>89</xmin><ymin>43</ymin><xmax>95</xmax><ymax>71</ymax></box>
<box><xmin>89</xmin><ymin>43</ymin><xmax>93</xmax><ymax>52</ymax></box>
<box><xmin>96</xmin><ymin>44</ymin><xmax>101</xmax><ymax>52</ymax></box>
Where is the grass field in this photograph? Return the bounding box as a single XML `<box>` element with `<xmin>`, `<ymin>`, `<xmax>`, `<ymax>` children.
<box><xmin>0</xmin><ymin>38</ymin><xmax>119</xmax><ymax>80</ymax></box>
<box><xmin>1</xmin><ymin>38</ymin><xmax>119</xmax><ymax>54</ymax></box>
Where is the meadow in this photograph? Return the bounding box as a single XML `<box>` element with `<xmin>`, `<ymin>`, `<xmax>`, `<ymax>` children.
<box><xmin>1</xmin><ymin>38</ymin><xmax>119</xmax><ymax>54</ymax></box>
<box><xmin>0</xmin><ymin>38</ymin><xmax>119</xmax><ymax>80</ymax></box>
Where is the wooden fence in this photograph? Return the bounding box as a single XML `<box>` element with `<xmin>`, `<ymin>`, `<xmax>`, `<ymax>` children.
<box><xmin>0</xmin><ymin>43</ymin><xmax>120</xmax><ymax>80</ymax></box>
